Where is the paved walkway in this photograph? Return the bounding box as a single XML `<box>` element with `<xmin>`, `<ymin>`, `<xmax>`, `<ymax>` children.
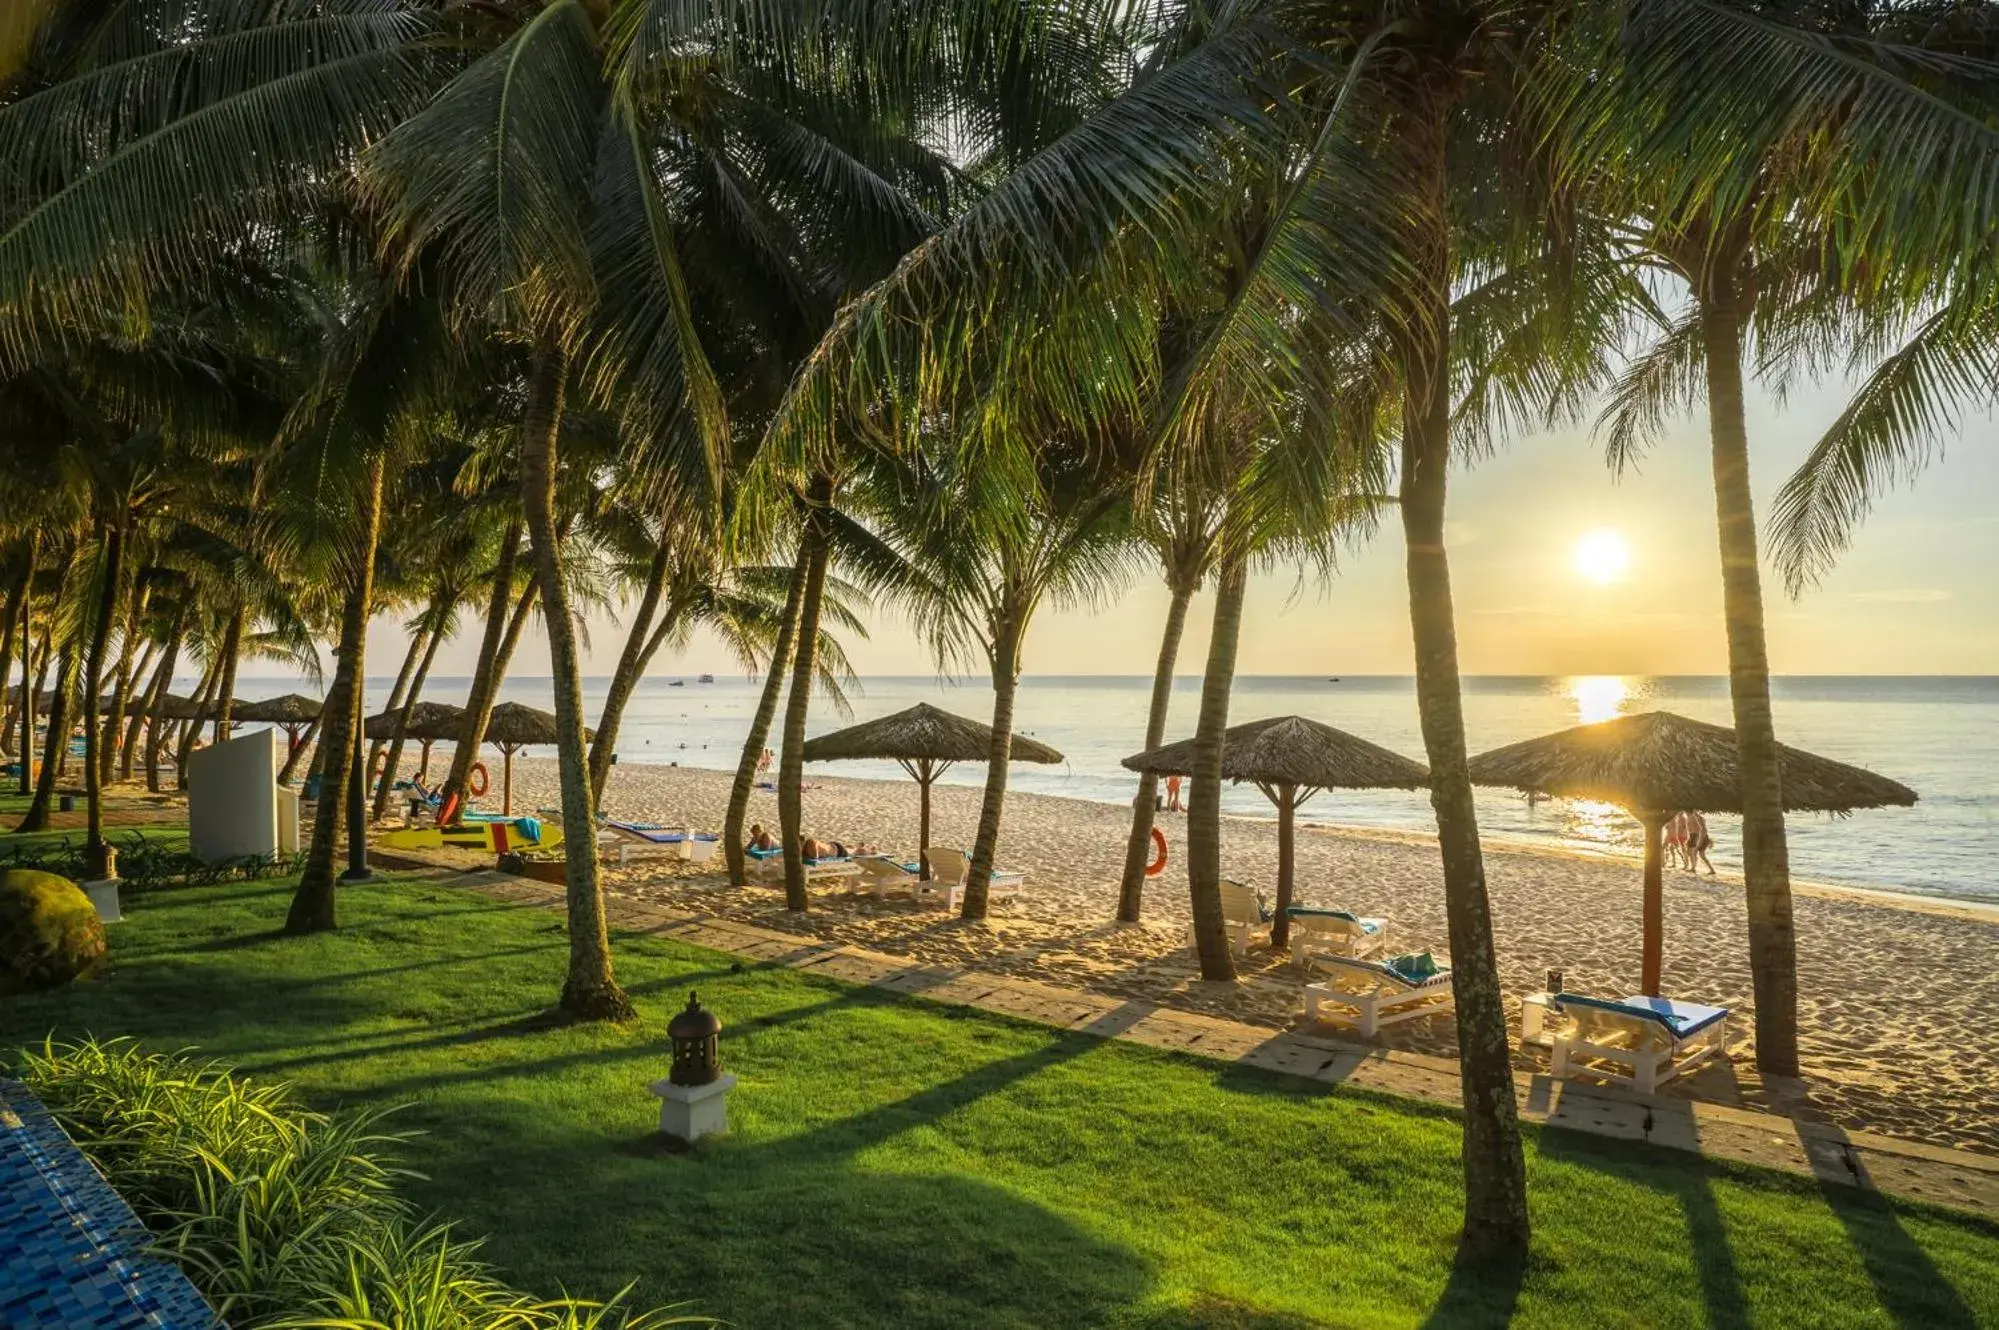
<box><xmin>423</xmin><ymin>865</ymin><xmax>1999</xmax><ymax>1219</ymax></box>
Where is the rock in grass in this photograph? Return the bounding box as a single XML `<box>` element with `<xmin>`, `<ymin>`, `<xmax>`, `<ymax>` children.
<box><xmin>0</xmin><ymin>869</ymin><xmax>108</xmax><ymax>994</ymax></box>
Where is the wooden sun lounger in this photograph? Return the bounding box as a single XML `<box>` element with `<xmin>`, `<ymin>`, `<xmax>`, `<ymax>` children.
<box><xmin>1188</xmin><ymin>879</ymin><xmax>1269</xmax><ymax>958</ymax></box>
<box><xmin>1287</xmin><ymin>906</ymin><xmax>1390</xmax><ymax>970</ymax></box>
<box><xmin>598</xmin><ymin>822</ymin><xmax>720</xmax><ymax>866</ymax></box>
<box><xmin>744</xmin><ymin>848</ymin><xmax>862</xmax><ymax>886</ymax></box>
<box><xmin>1547</xmin><ymin>994</ymin><xmax>1731</xmax><ymax>1094</ymax></box>
<box><xmin>1303</xmin><ymin>954</ymin><xmax>1456</xmax><ymax>1037</ymax></box>
<box><xmin>922</xmin><ymin>846</ymin><xmax>1024</xmax><ymax>912</ymax></box>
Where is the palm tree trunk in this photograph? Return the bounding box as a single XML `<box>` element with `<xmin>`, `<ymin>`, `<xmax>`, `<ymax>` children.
<box><xmin>211</xmin><ymin>599</ymin><xmax>245</xmax><ymax>745</ymax></box>
<box><xmin>961</xmin><ymin>610</ymin><xmax>1025</xmax><ymax>921</ymax></box>
<box><xmin>1270</xmin><ymin>785</ymin><xmax>1297</xmax><ymax>951</ymax></box>
<box><xmin>588</xmin><ymin>542</ymin><xmax>673</xmax><ymax>806</ymax></box>
<box><xmin>1186</xmin><ymin>555</ymin><xmax>1245</xmax><ymax>980</ymax></box>
<box><xmin>365</xmin><ymin>610</ymin><xmax>431</xmax><ymax>811</ymax></box>
<box><xmin>18</xmin><ymin>644</ymin><xmax>78</xmax><ymax>833</ymax></box>
<box><xmin>281</xmin><ymin>709</ymin><xmax>322</xmax><ymax>785</ymax></box>
<box><xmin>1699</xmin><ymin>286</ymin><xmax>1798</xmax><ymax>1077</ymax></box>
<box><xmin>175</xmin><ymin>647</ymin><xmax>222</xmax><ymax>790</ymax></box>
<box><xmin>0</xmin><ymin>535</ymin><xmax>33</xmax><ymax>758</ymax></box>
<box><xmin>82</xmin><ymin>517</ymin><xmax>128</xmax><ymax>877</ymax></box>
<box><xmin>105</xmin><ymin>619</ymin><xmax>154</xmax><ymax>785</ymax></box>
<box><xmin>520</xmin><ymin>338</ymin><xmax>633</xmax><ymax>1021</ymax></box>
<box><xmin>141</xmin><ymin>604</ymin><xmax>184</xmax><ymax>793</ymax></box>
<box><xmin>1117</xmin><ymin>582</ymin><xmax>1194</xmax><ymax>922</ymax></box>
<box><xmin>286</xmin><ymin>455</ymin><xmax>385</xmax><ymax>935</ymax></box>
<box><xmin>22</xmin><ymin>625</ymin><xmax>50</xmax><ymax>796</ymax></box>
<box><xmin>444</xmin><ymin>517</ymin><xmax>525</xmax><ymax>806</ymax></box>
<box><xmin>724</xmin><ymin>541</ymin><xmax>808</xmax><ymax>886</ymax></box>
<box><xmin>1397</xmin><ymin>93</ymin><xmax>1528</xmax><ymax>1254</ymax></box>
<box><xmin>779</xmin><ymin>476</ymin><xmax>835</xmax><ymax>912</ymax></box>
<box><xmin>132</xmin><ymin>600</ymin><xmax>183</xmax><ymax>788</ymax></box>
<box><xmin>372</xmin><ymin>600</ymin><xmax>447</xmax><ymax>820</ymax></box>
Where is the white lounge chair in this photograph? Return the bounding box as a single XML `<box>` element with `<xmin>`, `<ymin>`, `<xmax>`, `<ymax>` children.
<box><xmin>1287</xmin><ymin>906</ymin><xmax>1389</xmax><ymax>970</ymax></box>
<box><xmin>855</xmin><ymin>854</ymin><xmax>921</xmax><ymax>900</ymax></box>
<box><xmin>744</xmin><ymin>847</ymin><xmax>862</xmax><ymax>887</ymax></box>
<box><xmin>1303</xmin><ymin>953</ymin><xmax>1455</xmax><ymax>1037</ymax></box>
<box><xmin>1547</xmin><ymin>994</ymin><xmax>1731</xmax><ymax>1094</ymax></box>
<box><xmin>1189</xmin><ymin>879</ymin><xmax>1269</xmax><ymax>958</ymax></box>
<box><xmin>922</xmin><ymin>846</ymin><xmax>1024</xmax><ymax>912</ymax></box>
<box><xmin>598</xmin><ymin>821</ymin><xmax>721</xmax><ymax>866</ymax></box>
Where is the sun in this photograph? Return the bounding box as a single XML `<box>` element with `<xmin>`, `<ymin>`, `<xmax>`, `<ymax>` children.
<box><xmin>1572</xmin><ymin>528</ymin><xmax>1632</xmax><ymax>585</ymax></box>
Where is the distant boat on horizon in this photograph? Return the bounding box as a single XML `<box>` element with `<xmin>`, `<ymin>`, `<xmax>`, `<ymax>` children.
<box><xmin>698</xmin><ymin>673</ymin><xmax>715</xmax><ymax>684</ymax></box>
<box><xmin>668</xmin><ymin>679</ymin><xmax>685</xmax><ymax>687</ymax></box>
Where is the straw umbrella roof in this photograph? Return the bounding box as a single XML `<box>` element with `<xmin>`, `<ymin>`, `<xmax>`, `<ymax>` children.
<box><xmin>1466</xmin><ymin>711</ymin><xmax>1917</xmax><ymax>815</ymax></box>
<box><xmin>233</xmin><ymin>693</ymin><xmax>322</xmax><ymax>724</ymax></box>
<box><xmin>802</xmin><ymin>702</ymin><xmax>1063</xmax><ymax>765</ymax></box>
<box><xmin>483</xmin><ymin>701</ymin><xmax>591</xmax><ymax>747</ymax></box>
<box><xmin>139</xmin><ymin>691</ymin><xmax>208</xmax><ymax>720</ymax></box>
<box><xmin>1122</xmin><ymin>715</ymin><xmax>1429</xmax><ymax>790</ymax></box>
<box><xmin>365</xmin><ymin>700</ymin><xmax>465</xmax><ymax>742</ymax></box>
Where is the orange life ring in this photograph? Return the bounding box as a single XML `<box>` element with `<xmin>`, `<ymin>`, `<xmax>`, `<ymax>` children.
<box><xmin>1145</xmin><ymin>826</ymin><xmax>1169</xmax><ymax>877</ymax></box>
<box><xmin>467</xmin><ymin>762</ymin><xmax>489</xmax><ymax>797</ymax></box>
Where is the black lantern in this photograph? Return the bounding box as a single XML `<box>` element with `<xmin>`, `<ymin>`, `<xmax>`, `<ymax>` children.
<box><xmin>667</xmin><ymin>993</ymin><xmax>722</xmax><ymax>1086</ymax></box>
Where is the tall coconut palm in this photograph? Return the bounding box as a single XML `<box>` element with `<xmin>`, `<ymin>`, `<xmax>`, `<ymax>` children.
<box><xmin>1573</xmin><ymin>1</ymin><xmax>1999</xmax><ymax>1074</ymax></box>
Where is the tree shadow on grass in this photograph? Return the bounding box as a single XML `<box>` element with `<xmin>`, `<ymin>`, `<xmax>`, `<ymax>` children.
<box><xmin>411</xmin><ymin>1024</ymin><xmax>1166</xmax><ymax>1329</ymax></box>
<box><xmin>1814</xmin><ymin>1178</ymin><xmax>1981</xmax><ymax>1330</ymax></box>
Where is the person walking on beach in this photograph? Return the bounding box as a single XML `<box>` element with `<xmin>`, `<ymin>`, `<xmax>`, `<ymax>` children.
<box><xmin>1165</xmin><ymin>774</ymin><xmax>1184</xmax><ymax>813</ymax></box>
<box><xmin>1686</xmin><ymin>811</ymin><xmax>1717</xmax><ymax>875</ymax></box>
<box><xmin>1666</xmin><ymin>812</ymin><xmax>1691</xmax><ymax>870</ymax></box>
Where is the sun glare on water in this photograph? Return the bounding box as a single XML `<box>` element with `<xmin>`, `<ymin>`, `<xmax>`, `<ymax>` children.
<box><xmin>1572</xmin><ymin>528</ymin><xmax>1631</xmax><ymax>584</ymax></box>
<box><xmin>1568</xmin><ymin>675</ymin><xmax>1629</xmax><ymax>725</ymax></box>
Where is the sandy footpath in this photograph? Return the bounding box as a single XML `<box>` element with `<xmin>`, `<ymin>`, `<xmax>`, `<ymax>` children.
<box><xmin>489</xmin><ymin>754</ymin><xmax>1999</xmax><ymax>1156</ymax></box>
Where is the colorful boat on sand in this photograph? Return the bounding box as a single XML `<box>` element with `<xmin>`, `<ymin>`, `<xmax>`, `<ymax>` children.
<box><xmin>377</xmin><ymin>818</ymin><xmax>562</xmax><ymax>854</ymax></box>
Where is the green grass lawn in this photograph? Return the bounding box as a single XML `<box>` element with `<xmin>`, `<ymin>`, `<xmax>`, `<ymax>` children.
<box><xmin>4</xmin><ymin>875</ymin><xmax>1995</xmax><ymax>1329</ymax></box>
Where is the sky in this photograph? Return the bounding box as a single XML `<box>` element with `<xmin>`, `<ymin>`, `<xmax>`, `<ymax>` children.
<box><xmin>366</xmin><ymin>373</ymin><xmax>1998</xmax><ymax>682</ymax></box>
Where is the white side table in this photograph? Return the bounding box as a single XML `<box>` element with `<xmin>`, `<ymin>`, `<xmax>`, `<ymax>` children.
<box><xmin>1520</xmin><ymin>991</ymin><xmax>1556</xmax><ymax>1047</ymax></box>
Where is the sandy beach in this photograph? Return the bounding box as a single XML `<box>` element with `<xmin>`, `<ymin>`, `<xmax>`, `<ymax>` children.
<box><xmin>488</xmin><ymin>754</ymin><xmax>1998</xmax><ymax>1156</ymax></box>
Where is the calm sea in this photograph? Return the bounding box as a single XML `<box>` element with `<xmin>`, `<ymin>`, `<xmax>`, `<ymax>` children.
<box><xmin>312</xmin><ymin>673</ymin><xmax>1997</xmax><ymax>904</ymax></box>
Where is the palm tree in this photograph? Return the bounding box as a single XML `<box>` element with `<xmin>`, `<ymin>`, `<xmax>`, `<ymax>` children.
<box><xmin>1115</xmin><ymin>463</ymin><xmax>1224</xmax><ymax>924</ymax></box>
<box><xmin>1578</xmin><ymin>1</ymin><xmax>1999</xmax><ymax>1075</ymax></box>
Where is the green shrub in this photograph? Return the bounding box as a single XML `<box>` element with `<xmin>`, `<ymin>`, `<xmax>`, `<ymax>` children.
<box><xmin>12</xmin><ymin>1039</ymin><xmax>709</xmax><ymax>1330</ymax></box>
<box><xmin>0</xmin><ymin>869</ymin><xmax>107</xmax><ymax>994</ymax></box>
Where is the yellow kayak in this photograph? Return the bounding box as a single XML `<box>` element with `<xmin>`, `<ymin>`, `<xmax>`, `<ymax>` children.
<box><xmin>377</xmin><ymin>820</ymin><xmax>563</xmax><ymax>853</ymax></box>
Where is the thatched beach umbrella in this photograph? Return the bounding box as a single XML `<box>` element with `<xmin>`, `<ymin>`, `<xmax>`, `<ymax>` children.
<box><xmin>481</xmin><ymin>702</ymin><xmax>591</xmax><ymax>814</ymax></box>
<box><xmin>365</xmin><ymin>700</ymin><xmax>465</xmax><ymax>785</ymax></box>
<box><xmin>1468</xmin><ymin>710</ymin><xmax>1918</xmax><ymax>995</ymax></box>
<box><xmin>234</xmin><ymin>693</ymin><xmax>323</xmax><ymax>757</ymax></box>
<box><xmin>1124</xmin><ymin>716</ymin><xmax>1429</xmax><ymax>948</ymax></box>
<box><xmin>802</xmin><ymin>702</ymin><xmax>1063</xmax><ymax>879</ymax></box>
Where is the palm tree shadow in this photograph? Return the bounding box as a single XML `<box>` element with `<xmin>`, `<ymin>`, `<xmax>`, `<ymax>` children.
<box><xmin>1416</xmin><ymin>1241</ymin><xmax>1528</xmax><ymax>1330</ymax></box>
<box><xmin>1814</xmin><ymin>1177</ymin><xmax>1981</xmax><ymax>1329</ymax></box>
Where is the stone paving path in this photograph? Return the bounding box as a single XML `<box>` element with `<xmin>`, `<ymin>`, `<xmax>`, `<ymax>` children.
<box><xmin>430</xmin><ymin>866</ymin><xmax>1999</xmax><ymax>1219</ymax></box>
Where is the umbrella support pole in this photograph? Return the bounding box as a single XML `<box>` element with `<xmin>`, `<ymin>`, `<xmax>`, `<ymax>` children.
<box><xmin>1640</xmin><ymin>813</ymin><xmax>1665</xmax><ymax>996</ymax></box>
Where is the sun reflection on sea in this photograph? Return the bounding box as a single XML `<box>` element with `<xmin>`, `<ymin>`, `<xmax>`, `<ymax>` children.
<box><xmin>1567</xmin><ymin>675</ymin><xmax>1630</xmax><ymax>725</ymax></box>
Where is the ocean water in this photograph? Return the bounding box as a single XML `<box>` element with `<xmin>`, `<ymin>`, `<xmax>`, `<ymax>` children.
<box><xmin>325</xmin><ymin>672</ymin><xmax>1996</xmax><ymax>903</ymax></box>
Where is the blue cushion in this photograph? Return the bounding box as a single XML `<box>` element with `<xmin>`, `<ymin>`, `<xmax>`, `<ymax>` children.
<box><xmin>1554</xmin><ymin>993</ymin><xmax>1730</xmax><ymax>1039</ymax></box>
<box><xmin>1285</xmin><ymin>907</ymin><xmax>1380</xmax><ymax>934</ymax></box>
<box><xmin>747</xmin><ymin>845</ymin><xmax>782</xmax><ymax>860</ymax></box>
<box><xmin>1385</xmin><ymin>951</ymin><xmax>1439</xmax><ymax>982</ymax></box>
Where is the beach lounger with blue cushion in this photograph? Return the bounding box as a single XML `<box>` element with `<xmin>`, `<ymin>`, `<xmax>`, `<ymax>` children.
<box><xmin>1189</xmin><ymin>879</ymin><xmax>1269</xmax><ymax>957</ymax></box>
<box><xmin>1547</xmin><ymin>994</ymin><xmax>1732</xmax><ymax>1094</ymax></box>
<box><xmin>744</xmin><ymin>844</ymin><xmax>861</xmax><ymax>886</ymax></box>
<box><xmin>1287</xmin><ymin>906</ymin><xmax>1389</xmax><ymax>969</ymax></box>
<box><xmin>598</xmin><ymin>821</ymin><xmax>721</xmax><ymax>865</ymax></box>
<box><xmin>1303</xmin><ymin>952</ymin><xmax>1455</xmax><ymax>1037</ymax></box>
<box><xmin>922</xmin><ymin>846</ymin><xmax>1024</xmax><ymax>912</ymax></box>
<box><xmin>855</xmin><ymin>855</ymin><xmax>922</xmax><ymax>899</ymax></box>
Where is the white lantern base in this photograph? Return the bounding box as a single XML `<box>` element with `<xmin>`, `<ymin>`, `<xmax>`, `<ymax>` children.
<box><xmin>648</xmin><ymin>1073</ymin><xmax>736</xmax><ymax>1143</ymax></box>
<box><xmin>82</xmin><ymin>879</ymin><xmax>123</xmax><ymax>924</ymax></box>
